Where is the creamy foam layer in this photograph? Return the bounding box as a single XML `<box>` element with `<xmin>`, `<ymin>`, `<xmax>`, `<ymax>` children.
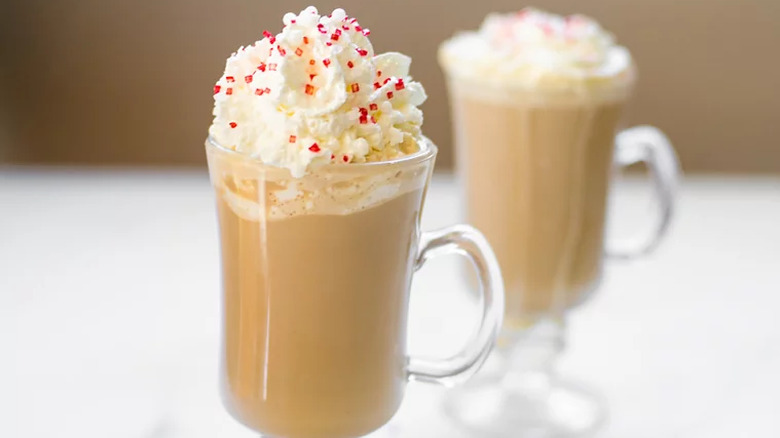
<box><xmin>209</xmin><ymin>138</ymin><xmax>432</xmax><ymax>221</ymax></box>
<box><xmin>209</xmin><ymin>6</ymin><xmax>427</xmax><ymax>177</ymax></box>
<box><xmin>439</xmin><ymin>8</ymin><xmax>634</xmax><ymax>96</ymax></box>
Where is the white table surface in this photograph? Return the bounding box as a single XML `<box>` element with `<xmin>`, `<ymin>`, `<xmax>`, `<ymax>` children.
<box><xmin>1</xmin><ymin>168</ymin><xmax>779</xmax><ymax>438</ymax></box>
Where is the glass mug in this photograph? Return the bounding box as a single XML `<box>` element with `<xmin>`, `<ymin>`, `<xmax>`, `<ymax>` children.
<box><xmin>442</xmin><ymin>76</ymin><xmax>679</xmax><ymax>437</ymax></box>
<box><xmin>206</xmin><ymin>137</ymin><xmax>505</xmax><ymax>438</ymax></box>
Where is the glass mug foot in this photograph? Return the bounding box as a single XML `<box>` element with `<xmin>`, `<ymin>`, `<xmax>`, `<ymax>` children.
<box><xmin>445</xmin><ymin>376</ymin><xmax>606</xmax><ymax>438</ymax></box>
<box><xmin>443</xmin><ymin>319</ymin><xmax>607</xmax><ymax>438</ymax></box>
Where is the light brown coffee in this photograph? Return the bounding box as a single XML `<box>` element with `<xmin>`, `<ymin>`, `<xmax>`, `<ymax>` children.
<box><xmin>449</xmin><ymin>83</ymin><xmax>627</xmax><ymax>323</ymax></box>
<box><xmin>213</xmin><ymin>166</ymin><xmax>426</xmax><ymax>437</ymax></box>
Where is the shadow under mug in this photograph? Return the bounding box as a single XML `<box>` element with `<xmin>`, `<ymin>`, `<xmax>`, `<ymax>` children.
<box><xmin>205</xmin><ymin>137</ymin><xmax>505</xmax><ymax>438</ymax></box>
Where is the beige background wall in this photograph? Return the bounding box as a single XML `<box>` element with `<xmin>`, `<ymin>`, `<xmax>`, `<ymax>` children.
<box><xmin>1</xmin><ymin>0</ymin><xmax>778</xmax><ymax>172</ymax></box>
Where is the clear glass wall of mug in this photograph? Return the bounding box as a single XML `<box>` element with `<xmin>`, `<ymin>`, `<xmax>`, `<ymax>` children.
<box><xmin>442</xmin><ymin>73</ymin><xmax>679</xmax><ymax>436</ymax></box>
<box><xmin>206</xmin><ymin>137</ymin><xmax>505</xmax><ymax>438</ymax></box>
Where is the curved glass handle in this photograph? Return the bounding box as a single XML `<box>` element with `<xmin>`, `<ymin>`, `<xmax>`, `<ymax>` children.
<box><xmin>607</xmin><ymin>125</ymin><xmax>680</xmax><ymax>259</ymax></box>
<box><xmin>407</xmin><ymin>225</ymin><xmax>505</xmax><ymax>387</ymax></box>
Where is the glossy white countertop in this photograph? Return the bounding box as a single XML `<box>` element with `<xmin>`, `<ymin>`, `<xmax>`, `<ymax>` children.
<box><xmin>1</xmin><ymin>169</ymin><xmax>779</xmax><ymax>438</ymax></box>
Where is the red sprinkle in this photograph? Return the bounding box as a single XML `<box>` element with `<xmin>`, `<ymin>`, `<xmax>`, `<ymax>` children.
<box><xmin>317</xmin><ymin>24</ymin><xmax>327</xmax><ymax>34</ymax></box>
<box><xmin>356</xmin><ymin>48</ymin><xmax>368</xmax><ymax>57</ymax></box>
<box><xmin>331</xmin><ymin>32</ymin><xmax>340</xmax><ymax>41</ymax></box>
<box><xmin>309</xmin><ymin>74</ymin><xmax>317</xmax><ymax>81</ymax></box>
<box><xmin>351</xmin><ymin>83</ymin><xmax>360</xmax><ymax>93</ymax></box>
<box><xmin>244</xmin><ymin>75</ymin><xmax>253</xmax><ymax>84</ymax></box>
<box><xmin>226</xmin><ymin>88</ymin><xmax>233</xmax><ymax>95</ymax></box>
<box><xmin>257</xmin><ymin>63</ymin><xmax>267</xmax><ymax>72</ymax></box>
<box><xmin>342</xmin><ymin>25</ymin><xmax>350</xmax><ymax>30</ymax></box>
<box><xmin>264</xmin><ymin>87</ymin><xmax>271</xmax><ymax>94</ymax></box>
<box><xmin>370</xmin><ymin>103</ymin><xmax>378</xmax><ymax>111</ymax></box>
<box><xmin>370</xmin><ymin>116</ymin><xmax>377</xmax><ymax>124</ymax></box>
<box><xmin>355</xmin><ymin>25</ymin><xmax>363</xmax><ymax>33</ymax></box>
<box><xmin>373</xmin><ymin>82</ymin><xmax>381</xmax><ymax>89</ymax></box>
<box><xmin>305</xmin><ymin>84</ymin><xmax>315</xmax><ymax>95</ymax></box>
<box><xmin>225</xmin><ymin>76</ymin><xmax>235</xmax><ymax>83</ymax></box>
<box><xmin>362</xmin><ymin>28</ymin><xmax>370</xmax><ymax>36</ymax></box>
<box><xmin>277</xmin><ymin>45</ymin><xmax>286</xmax><ymax>56</ymax></box>
<box><xmin>255</xmin><ymin>88</ymin><xmax>264</xmax><ymax>95</ymax></box>
<box><xmin>359</xmin><ymin>107</ymin><xmax>368</xmax><ymax>116</ymax></box>
<box><xmin>295</xmin><ymin>47</ymin><xmax>303</xmax><ymax>56</ymax></box>
<box><xmin>395</xmin><ymin>79</ymin><xmax>405</xmax><ymax>90</ymax></box>
<box><xmin>229</xmin><ymin>122</ymin><xmax>237</xmax><ymax>129</ymax></box>
<box><xmin>331</xmin><ymin>154</ymin><xmax>335</xmax><ymax>160</ymax></box>
<box><xmin>377</xmin><ymin>70</ymin><xmax>382</xmax><ymax>77</ymax></box>
<box><xmin>359</xmin><ymin>115</ymin><xmax>368</xmax><ymax>124</ymax></box>
<box><xmin>386</xmin><ymin>91</ymin><xmax>394</xmax><ymax>99</ymax></box>
<box><xmin>303</xmin><ymin>36</ymin><xmax>309</xmax><ymax>44</ymax></box>
<box><xmin>309</xmin><ymin>59</ymin><xmax>315</xmax><ymax>65</ymax></box>
<box><xmin>384</xmin><ymin>78</ymin><xmax>392</xmax><ymax>84</ymax></box>
<box><xmin>323</xmin><ymin>59</ymin><xmax>331</xmax><ymax>67</ymax></box>
<box><xmin>263</xmin><ymin>30</ymin><xmax>273</xmax><ymax>39</ymax></box>
<box><xmin>309</xmin><ymin>143</ymin><xmax>321</xmax><ymax>152</ymax></box>
<box><xmin>347</xmin><ymin>61</ymin><xmax>354</xmax><ymax>68</ymax></box>
<box><xmin>326</xmin><ymin>42</ymin><xmax>332</xmax><ymax>46</ymax></box>
<box><xmin>289</xmin><ymin>135</ymin><xmax>297</xmax><ymax>143</ymax></box>
<box><xmin>213</xmin><ymin>85</ymin><xmax>221</xmax><ymax>94</ymax></box>
<box><xmin>343</xmin><ymin>155</ymin><xmax>349</xmax><ymax>162</ymax></box>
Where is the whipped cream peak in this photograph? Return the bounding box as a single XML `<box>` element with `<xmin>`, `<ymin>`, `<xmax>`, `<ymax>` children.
<box><xmin>209</xmin><ymin>6</ymin><xmax>427</xmax><ymax>177</ymax></box>
<box><xmin>439</xmin><ymin>8</ymin><xmax>634</xmax><ymax>93</ymax></box>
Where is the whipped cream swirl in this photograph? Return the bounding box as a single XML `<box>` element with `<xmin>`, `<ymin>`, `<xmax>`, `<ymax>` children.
<box><xmin>439</xmin><ymin>8</ymin><xmax>634</xmax><ymax>92</ymax></box>
<box><xmin>209</xmin><ymin>6</ymin><xmax>427</xmax><ymax>177</ymax></box>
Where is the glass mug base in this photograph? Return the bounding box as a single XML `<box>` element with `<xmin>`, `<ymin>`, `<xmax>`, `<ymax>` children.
<box><xmin>444</xmin><ymin>318</ymin><xmax>607</xmax><ymax>438</ymax></box>
<box><xmin>445</xmin><ymin>375</ymin><xmax>606</xmax><ymax>438</ymax></box>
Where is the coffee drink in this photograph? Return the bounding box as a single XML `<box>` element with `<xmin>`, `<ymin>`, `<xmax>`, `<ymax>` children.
<box><xmin>440</xmin><ymin>9</ymin><xmax>635</xmax><ymax>323</ymax></box>
<box><xmin>209</xmin><ymin>144</ymin><xmax>430</xmax><ymax>437</ymax></box>
<box><xmin>206</xmin><ymin>7</ymin><xmax>505</xmax><ymax>437</ymax></box>
<box><xmin>437</xmin><ymin>10</ymin><xmax>678</xmax><ymax>437</ymax></box>
<box><xmin>449</xmin><ymin>84</ymin><xmax>627</xmax><ymax>320</ymax></box>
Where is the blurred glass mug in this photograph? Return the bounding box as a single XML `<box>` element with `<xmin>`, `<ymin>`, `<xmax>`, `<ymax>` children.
<box><xmin>206</xmin><ymin>137</ymin><xmax>505</xmax><ymax>438</ymax></box>
<box><xmin>442</xmin><ymin>74</ymin><xmax>679</xmax><ymax>436</ymax></box>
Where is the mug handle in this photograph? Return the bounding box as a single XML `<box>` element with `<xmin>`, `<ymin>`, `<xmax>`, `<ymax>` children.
<box><xmin>407</xmin><ymin>225</ymin><xmax>505</xmax><ymax>387</ymax></box>
<box><xmin>607</xmin><ymin>125</ymin><xmax>680</xmax><ymax>259</ymax></box>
